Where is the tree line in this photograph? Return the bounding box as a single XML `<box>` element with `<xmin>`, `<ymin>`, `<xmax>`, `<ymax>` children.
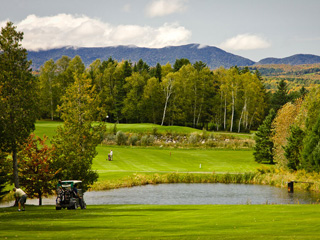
<box><xmin>38</xmin><ymin>56</ymin><xmax>270</xmax><ymax>132</ymax></box>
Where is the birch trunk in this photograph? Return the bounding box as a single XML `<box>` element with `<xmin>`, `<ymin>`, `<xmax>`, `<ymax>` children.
<box><xmin>230</xmin><ymin>88</ymin><xmax>235</xmax><ymax>132</ymax></box>
<box><xmin>161</xmin><ymin>78</ymin><xmax>173</xmax><ymax>126</ymax></box>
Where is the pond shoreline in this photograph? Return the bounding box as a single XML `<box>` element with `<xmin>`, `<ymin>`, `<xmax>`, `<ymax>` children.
<box><xmin>2</xmin><ymin>171</ymin><xmax>319</xmax><ymax>207</ymax></box>
<box><xmin>1</xmin><ymin>182</ymin><xmax>319</xmax><ymax>207</ymax></box>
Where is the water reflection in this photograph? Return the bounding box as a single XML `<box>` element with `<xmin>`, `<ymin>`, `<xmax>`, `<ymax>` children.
<box><xmin>1</xmin><ymin>183</ymin><xmax>319</xmax><ymax>207</ymax></box>
<box><xmin>85</xmin><ymin>183</ymin><xmax>320</xmax><ymax>205</ymax></box>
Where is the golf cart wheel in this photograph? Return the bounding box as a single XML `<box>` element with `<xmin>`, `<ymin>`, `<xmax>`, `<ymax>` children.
<box><xmin>56</xmin><ymin>206</ymin><xmax>62</xmax><ymax>210</ymax></box>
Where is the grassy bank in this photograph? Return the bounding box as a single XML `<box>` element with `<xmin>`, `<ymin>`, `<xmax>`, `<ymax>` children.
<box><xmin>90</xmin><ymin>172</ymin><xmax>257</xmax><ymax>190</ymax></box>
<box><xmin>1</xmin><ymin>205</ymin><xmax>320</xmax><ymax>239</ymax></box>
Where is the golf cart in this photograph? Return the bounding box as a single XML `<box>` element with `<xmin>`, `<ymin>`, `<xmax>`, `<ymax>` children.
<box><xmin>56</xmin><ymin>180</ymin><xmax>86</xmax><ymax>210</ymax></box>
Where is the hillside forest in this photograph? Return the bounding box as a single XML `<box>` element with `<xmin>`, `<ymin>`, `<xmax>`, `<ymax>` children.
<box><xmin>249</xmin><ymin>64</ymin><xmax>320</xmax><ymax>92</ymax></box>
<box><xmin>37</xmin><ymin>56</ymin><xmax>308</xmax><ymax>132</ymax></box>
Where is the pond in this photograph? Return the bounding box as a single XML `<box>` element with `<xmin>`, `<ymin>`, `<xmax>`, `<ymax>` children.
<box><xmin>1</xmin><ymin>183</ymin><xmax>319</xmax><ymax>207</ymax></box>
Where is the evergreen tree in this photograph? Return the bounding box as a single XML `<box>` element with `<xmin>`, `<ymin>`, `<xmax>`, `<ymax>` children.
<box><xmin>271</xmin><ymin>79</ymin><xmax>289</xmax><ymax>112</ymax></box>
<box><xmin>193</xmin><ymin>61</ymin><xmax>207</xmax><ymax>71</ymax></box>
<box><xmin>155</xmin><ymin>63</ymin><xmax>162</xmax><ymax>82</ymax></box>
<box><xmin>299</xmin><ymin>86</ymin><xmax>308</xmax><ymax>99</ymax></box>
<box><xmin>173</xmin><ymin>58</ymin><xmax>190</xmax><ymax>72</ymax></box>
<box><xmin>0</xmin><ymin>22</ymin><xmax>38</xmax><ymax>187</ymax></box>
<box><xmin>253</xmin><ymin>109</ymin><xmax>276</xmax><ymax>164</ymax></box>
<box><xmin>114</xmin><ymin>61</ymin><xmax>131</xmax><ymax>123</ymax></box>
<box><xmin>301</xmin><ymin>113</ymin><xmax>320</xmax><ymax>172</ymax></box>
<box><xmin>284</xmin><ymin>125</ymin><xmax>305</xmax><ymax>170</ymax></box>
<box><xmin>123</xmin><ymin>60</ymin><xmax>132</xmax><ymax>78</ymax></box>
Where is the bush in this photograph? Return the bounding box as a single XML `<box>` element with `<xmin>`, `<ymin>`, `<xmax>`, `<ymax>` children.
<box><xmin>141</xmin><ymin>135</ymin><xmax>155</xmax><ymax>146</ymax></box>
<box><xmin>116</xmin><ymin>131</ymin><xmax>128</xmax><ymax>145</ymax></box>
<box><xmin>128</xmin><ymin>134</ymin><xmax>139</xmax><ymax>146</ymax></box>
<box><xmin>103</xmin><ymin>132</ymin><xmax>116</xmax><ymax>143</ymax></box>
<box><xmin>152</xmin><ymin>127</ymin><xmax>158</xmax><ymax>136</ymax></box>
<box><xmin>188</xmin><ymin>133</ymin><xmax>199</xmax><ymax>145</ymax></box>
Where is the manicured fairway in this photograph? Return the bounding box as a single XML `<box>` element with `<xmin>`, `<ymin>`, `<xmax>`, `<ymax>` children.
<box><xmin>1</xmin><ymin>205</ymin><xmax>320</xmax><ymax>239</ymax></box>
<box><xmin>94</xmin><ymin>146</ymin><xmax>258</xmax><ymax>181</ymax></box>
<box><xmin>33</xmin><ymin>121</ymin><xmax>259</xmax><ymax>182</ymax></box>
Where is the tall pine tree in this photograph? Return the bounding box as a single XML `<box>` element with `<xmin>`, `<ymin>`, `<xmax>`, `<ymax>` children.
<box><xmin>254</xmin><ymin>109</ymin><xmax>276</xmax><ymax>164</ymax></box>
<box><xmin>0</xmin><ymin>22</ymin><xmax>38</xmax><ymax>187</ymax></box>
<box><xmin>271</xmin><ymin>79</ymin><xmax>289</xmax><ymax>112</ymax></box>
<box><xmin>301</xmin><ymin>113</ymin><xmax>320</xmax><ymax>172</ymax></box>
<box><xmin>284</xmin><ymin>125</ymin><xmax>305</xmax><ymax>170</ymax></box>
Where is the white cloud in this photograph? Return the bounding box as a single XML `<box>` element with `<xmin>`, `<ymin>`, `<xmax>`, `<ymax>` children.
<box><xmin>220</xmin><ymin>34</ymin><xmax>271</xmax><ymax>50</ymax></box>
<box><xmin>145</xmin><ymin>0</ymin><xmax>187</xmax><ymax>18</ymax></box>
<box><xmin>0</xmin><ymin>14</ymin><xmax>191</xmax><ymax>50</ymax></box>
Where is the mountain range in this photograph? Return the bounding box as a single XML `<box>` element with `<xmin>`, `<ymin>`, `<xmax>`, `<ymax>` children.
<box><xmin>27</xmin><ymin>44</ymin><xmax>320</xmax><ymax>70</ymax></box>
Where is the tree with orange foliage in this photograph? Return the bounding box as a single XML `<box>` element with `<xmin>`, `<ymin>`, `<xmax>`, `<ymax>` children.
<box><xmin>18</xmin><ymin>134</ymin><xmax>58</xmax><ymax>205</ymax></box>
<box><xmin>271</xmin><ymin>99</ymin><xmax>303</xmax><ymax>167</ymax></box>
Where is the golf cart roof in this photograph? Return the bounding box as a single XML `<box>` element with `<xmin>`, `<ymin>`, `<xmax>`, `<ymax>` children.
<box><xmin>61</xmin><ymin>180</ymin><xmax>82</xmax><ymax>184</ymax></box>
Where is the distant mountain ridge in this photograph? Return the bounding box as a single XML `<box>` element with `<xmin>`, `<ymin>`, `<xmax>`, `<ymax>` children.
<box><xmin>257</xmin><ymin>54</ymin><xmax>320</xmax><ymax>65</ymax></box>
<box><xmin>27</xmin><ymin>44</ymin><xmax>320</xmax><ymax>70</ymax></box>
<box><xmin>27</xmin><ymin>44</ymin><xmax>255</xmax><ymax>70</ymax></box>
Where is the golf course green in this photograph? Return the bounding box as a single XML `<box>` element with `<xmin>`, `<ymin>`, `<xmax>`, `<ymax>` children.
<box><xmin>1</xmin><ymin>205</ymin><xmax>320</xmax><ymax>239</ymax></box>
<box><xmin>1</xmin><ymin>121</ymin><xmax>319</xmax><ymax>239</ymax></box>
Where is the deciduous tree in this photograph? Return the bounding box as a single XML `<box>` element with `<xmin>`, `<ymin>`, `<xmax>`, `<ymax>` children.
<box><xmin>18</xmin><ymin>134</ymin><xmax>57</xmax><ymax>205</ymax></box>
<box><xmin>52</xmin><ymin>73</ymin><xmax>103</xmax><ymax>191</ymax></box>
<box><xmin>161</xmin><ymin>72</ymin><xmax>176</xmax><ymax>125</ymax></box>
<box><xmin>272</xmin><ymin>100</ymin><xmax>303</xmax><ymax>166</ymax></box>
<box><xmin>39</xmin><ymin>59</ymin><xmax>59</xmax><ymax>120</ymax></box>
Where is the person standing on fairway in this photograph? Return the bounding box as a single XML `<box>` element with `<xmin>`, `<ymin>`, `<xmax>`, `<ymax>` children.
<box><xmin>13</xmin><ymin>187</ymin><xmax>27</xmax><ymax>211</ymax></box>
<box><xmin>109</xmin><ymin>149</ymin><xmax>113</xmax><ymax>161</ymax></box>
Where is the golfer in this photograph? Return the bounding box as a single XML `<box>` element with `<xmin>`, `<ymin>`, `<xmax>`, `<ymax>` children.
<box><xmin>13</xmin><ymin>187</ymin><xmax>27</xmax><ymax>211</ymax></box>
<box><xmin>110</xmin><ymin>150</ymin><xmax>113</xmax><ymax>161</ymax></box>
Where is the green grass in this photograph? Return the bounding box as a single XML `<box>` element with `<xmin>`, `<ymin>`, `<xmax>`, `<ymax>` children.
<box><xmin>105</xmin><ymin>122</ymin><xmax>203</xmax><ymax>134</ymax></box>
<box><xmin>33</xmin><ymin>121</ymin><xmax>259</xmax><ymax>182</ymax></box>
<box><xmin>33</xmin><ymin>121</ymin><xmax>202</xmax><ymax>143</ymax></box>
<box><xmin>33</xmin><ymin>120</ymin><xmax>62</xmax><ymax>140</ymax></box>
<box><xmin>1</xmin><ymin>205</ymin><xmax>320</xmax><ymax>239</ymax></box>
<box><xmin>34</xmin><ymin>120</ymin><xmax>254</xmax><ymax>141</ymax></box>
<box><xmin>94</xmin><ymin>146</ymin><xmax>259</xmax><ymax>181</ymax></box>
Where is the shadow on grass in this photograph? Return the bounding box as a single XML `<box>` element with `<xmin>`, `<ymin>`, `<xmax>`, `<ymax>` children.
<box><xmin>0</xmin><ymin>205</ymin><xmax>199</xmax><ymax>222</ymax></box>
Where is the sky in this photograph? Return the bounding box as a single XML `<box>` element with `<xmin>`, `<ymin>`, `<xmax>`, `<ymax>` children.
<box><xmin>0</xmin><ymin>0</ymin><xmax>319</xmax><ymax>61</ymax></box>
